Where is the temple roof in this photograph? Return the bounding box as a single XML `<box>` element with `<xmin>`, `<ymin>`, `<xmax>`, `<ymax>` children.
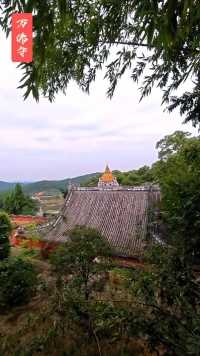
<box><xmin>45</xmin><ymin>186</ymin><xmax>160</xmax><ymax>257</ymax></box>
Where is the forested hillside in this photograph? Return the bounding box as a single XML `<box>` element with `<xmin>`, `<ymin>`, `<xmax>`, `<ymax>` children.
<box><xmin>0</xmin><ymin>181</ymin><xmax>17</xmax><ymax>192</ymax></box>
<box><xmin>83</xmin><ymin>166</ymin><xmax>156</xmax><ymax>187</ymax></box>
<box><xmin>0</xmin><ymin>173</ymin><xmax>99</xmax><ymax>195</ymax></box>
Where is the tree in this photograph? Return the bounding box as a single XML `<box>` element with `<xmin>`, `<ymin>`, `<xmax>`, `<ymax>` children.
<box><xmin>127</xmin><ymin>131</ymin><xmax>200</xmax><ymax>353</ymax></box>
<box><xmin>3</xmin><ymin>184</ymin><xmax>37</xmax><ymax>215</ymax></box>
<box><xmin>51</xmin><ymin>225</ymin><xmax>111</xmax><ymax>300</ymax></box>
<box><xmin>81</xmin><ymin>175</ymin><xmax>100</xmax><ymax>187</ymax></box>
<box><xmin>153</xmin><ymin>131</ymin><xmax>200</xmax><ymax>260</ymax></box>
<box><xmin>50</xmin><ymin>226</ymin><xmax>112</xmax><ymax>354</ymax></box>
<box><xmin>84</xmin><ymin>166</ymin><xmax>155</xmax><ymax>187</ymax></box>
<box><xmin>0</xmin><ymin>212</ymin><xmax>12</xmax><ymax>260</ymax></box>
<box><xmin>4</xmin><ymin>183</ymin><xmax>25</xmax><ymax>214</ymax></box>
<box><xmin>0</xmin><ymin>257</ymin><xmax>37</xmax><ymax>309</ymax></box>
<box><xmin>155</xmin><ymin>130</ymin><xmax>192</xmax><ymax>160</ymax></box>
<box><xmin>1</xmin><ymin>1</ymin><xmax>200</xmax><ymax>125</ymax></box>
<box><xmin>131</xmin><ymin>245</ymin><xmax>200</xmax><ymax>356</ymax></box>
<box><xmin>0</xmin><ymin>193</ymin><xmax>5</xmax><ymax>210</ymax></box>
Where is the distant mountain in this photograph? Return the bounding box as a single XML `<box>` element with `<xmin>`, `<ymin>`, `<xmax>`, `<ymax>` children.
<box><xmin>0</xmin><ymin>181</ymin><xmax>17</xmax><ymax>192</ymax></box>
<box><xmin>0</xmin><ymin>173</ymin><xmax>99</xmax><ymax>195</ymax></box>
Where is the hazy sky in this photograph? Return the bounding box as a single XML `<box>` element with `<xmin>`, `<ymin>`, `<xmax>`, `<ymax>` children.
<box><xmin>0</xmin><ymin>32</ymin><xmax>198</xmax><ymax>182</ymax></box>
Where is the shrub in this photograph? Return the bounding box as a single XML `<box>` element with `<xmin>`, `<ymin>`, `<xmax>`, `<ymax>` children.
<box><xmin>0</xmin><ymin>212</ymin><xmax>12</xmax><ymax>260</ymax></box>
<box><xmin>50</xmin><ymin>225</ymin><xmax>111</xmax><ymax>307</ymax></box>
<box><xmin>0</xmin><ymin>258</ymin><xmax>37</xmax><ymax>309</ymax></box>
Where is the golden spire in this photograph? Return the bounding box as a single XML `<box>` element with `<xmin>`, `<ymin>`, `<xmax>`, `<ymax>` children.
<box><xmin>105</xmin><ymin>164</ymin><xmax>111</xmax><ymax>173</ymax></box>
<box><xmin>100</xmin><ymin>164</ymin><xmax>114</xmax><ymax>183</ymax></box>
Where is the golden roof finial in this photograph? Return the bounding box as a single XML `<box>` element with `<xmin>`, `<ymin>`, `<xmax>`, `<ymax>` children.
<box><xmin>105</xmin><ymin>164</ymin><xmax>111</xmax><ymax>173</ymax></box>
<box><xmin>100</xmin><ymin>164</ymin><xmax>114</xmax><ymax>183</ymax></box>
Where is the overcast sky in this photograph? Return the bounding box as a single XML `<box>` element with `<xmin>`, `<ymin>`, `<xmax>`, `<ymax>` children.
<box><xmin>0</xmin><ymin>32</ymin><xmax>198</xmax><ymax>182</ymax></box>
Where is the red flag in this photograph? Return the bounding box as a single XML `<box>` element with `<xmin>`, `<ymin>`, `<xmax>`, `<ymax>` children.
<box><xmin>12</xmin><ymin>13</ymin><xmax>33</xmax><ymax>62</ymax></box>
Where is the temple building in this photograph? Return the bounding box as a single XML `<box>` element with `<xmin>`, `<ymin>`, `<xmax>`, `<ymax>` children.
<box><xmin>98</xmin><ymin>165</ymin><xmax>119</xmax><ymax>188</ymax></box>
<box><xmin>44</xmin><ymin>166</ymin><xmax>160</xmax><ymax>259</ymax></box>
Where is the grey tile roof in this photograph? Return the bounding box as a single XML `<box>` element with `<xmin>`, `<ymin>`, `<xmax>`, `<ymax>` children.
<box><xmin>45</xmin><ymin>187</ymin><xmax>160</xmax><ymax>258</ymax></box>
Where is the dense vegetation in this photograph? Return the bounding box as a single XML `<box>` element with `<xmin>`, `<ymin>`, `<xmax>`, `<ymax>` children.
<box><xmin>83</xmin><ymin>165</ymin><xmax>155</xmax><ymax>187</ymax></box>
<box><xmin>0</xmin><ymin>212</ymin><xmax>12</xmax><ymax>260</ymax></box>
<box><xmin>0</xmin><ymin>173</ymin><xmax>99</xmax><ymax>195</ymax></box>
<box><xmin>131</xmin><ymin>132</ymin><xmax>200</xmax><ymax>353</ymax></box>
<box><xmin>0</xmin><ymin>257</ymin><xmax>37</xmax><ymax>310</ymax></box>
<box><xmin>22</xmin><ymin>173</ymin><xmax>99</xmax><ymax>195</ymax></box>
<box><xmin>1</xmin><ymin>184</ymin><xmax>37</xmax><ymax>215</ymax></box>
<box><xmin>1</xmin><ymin>1</ymin><xmax>200</xmax><ymax>125</ymax></box>
<box><xmin>153</xmin><ymin>131</ymin><xmax>200</xmax><ymax>260</ymax></box>
<box><xmin>51</xmin><ymin>225</ymin><xmax>111</xmax><ymax>299</ymax></box>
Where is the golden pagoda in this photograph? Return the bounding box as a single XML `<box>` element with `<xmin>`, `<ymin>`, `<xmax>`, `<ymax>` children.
<box><xmin>98</xmin><ymin>165</ymin><xmax>119</xmax><ymax>187</ymax></box>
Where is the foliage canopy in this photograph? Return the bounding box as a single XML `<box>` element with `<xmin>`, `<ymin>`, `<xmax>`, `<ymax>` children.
<box><xmin>83</xmin><ymin>165</ymin><xmax>155</xmax><ymax>187</ymax></box>
<box><xmin>0</xmin><ymin>212</ymin><xmax>11</xmax><ymax>260</ymax></box>
<box><xmin>153</xmin><ymin>131</ymin><xmax>200</xmax><ymax>259</ymax></box>
<box><xmin>0</xmin><ymin>257</ymin><xmax>37</xmax><ymax>308</ymax></box>
<box><xmin>3</xmin><ymin>183</ymin><xmax>37</xmax><ymax>215</ymax></box>
<box><xmin>131</xmin><ymin>244</ymin><xmax>200</xmax><ymax>356</ymax></box>
<box><xmin>51</xmin><ymin>225</ymin><xmax>111</xmax><ymax>300</ymax></box>
<box><xmin>1</xmin><ymin>1</ymin><xmax>200</xmax><ymax>125</ymax></box>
